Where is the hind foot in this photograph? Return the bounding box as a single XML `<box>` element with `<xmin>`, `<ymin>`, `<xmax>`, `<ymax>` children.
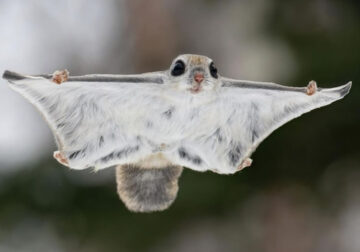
<box><xmin>237</xmin><ymin>158</ymin><xmax>253</xmax><ymax>171</ymax></box>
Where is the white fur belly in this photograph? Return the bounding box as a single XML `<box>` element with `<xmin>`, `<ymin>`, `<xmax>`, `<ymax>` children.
<box><xmin>136</xmin><ymin>153</ymin><xmax>173</xmax><ymax>169</ymax></box>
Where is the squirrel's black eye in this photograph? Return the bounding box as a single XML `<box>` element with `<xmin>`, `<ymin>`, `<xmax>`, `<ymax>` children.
<box><xmin>171</xmin><ymin>60</ymin><xmax>185</xmax><ymax>76</ymax></box>
<box><xmin>209</xmin><ymin>62</ymin><xmax>218</xmax><ymax>78</ymax></box>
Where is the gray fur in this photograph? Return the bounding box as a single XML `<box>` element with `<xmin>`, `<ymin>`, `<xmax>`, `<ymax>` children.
<box><xmin>67</xmin><ymin>76</ymin><xmax>163</xmax><ymax>84</ymax></box>
<box><xmin>146</xmin><ymin>121</ymin><xmax>154</xmax><ymax>128</ymax></box>
<box><xmin>213</xmin><ymin>128</ymin><xmax>224</xmax><ymax>143</ymax></box>
<box><xmin>162</xmin><ymin>107</ymin><xmax>175</xmax><ymax>119</ymax></box>
<box><xmin>116</xmin><ymin>164</ymin><xmax>183</xmax><ymax>212</ymax></box>
<box><xmin>99</xmin><ymin>145</ymin><xmax>140</xmax><ymax>163</ymax></box>
<box><xmin>2</xmin><ymin>70</ymin><xmax>26</xmax><ymax>81</ymax></box>
<box><xmin>178</xmin><ymin>147</ymin><xmax>202</xmax><ymax>165</ymax></box>
<box><xmin>99</xmin><ymin>136</ymin><xmax>104</xmax><ymax>147</ymax></box>
<box><xmin>69</xmin><ymin>150</ymin><xmax>83</xmax><ymax>160</ymax></box>
<box><xmin>228</xmin><ymin>142</ymin><xmax>243</xmax><ymax>166</ymax></box>
<box><xmin>248</xmin><ymin>102</ymin><xmax>260</xmax><ymax>143</ymax></box>
<box><xmin>222</xmin><ymin>79</ymin><xmax>307</xmax><ymax>93</ymax></box>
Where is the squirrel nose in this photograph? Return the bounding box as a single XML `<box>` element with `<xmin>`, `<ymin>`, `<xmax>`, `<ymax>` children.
<box><xmin>194</xmin><ymin>73</ymin><xmax>204</xmax><ymax>84</ymax></box>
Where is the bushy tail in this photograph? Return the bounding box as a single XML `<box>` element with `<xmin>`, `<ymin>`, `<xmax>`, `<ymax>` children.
<box><xmin>116</xmin><ymin>164</ymin><xmax>183</xmax><ymax>212</ymax></box>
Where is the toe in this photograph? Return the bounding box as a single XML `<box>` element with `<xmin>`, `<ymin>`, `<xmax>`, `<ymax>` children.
<box><xmin>306</xmin><ymin>80</ymin><xmax>317</xmax><ymax>95</ymax></box>
<box><xmin>237</xmin><ymin>158</ymin><xmax>253</xmax><ymax>171</ymax></box>
<box><xmin>53</xmin><ymin>151</ymin><xmax>69</xmax><ymax>166</ymax></box>
<box><xmin>52</xmin><ymin>70</ymin><xmax>69</xmax><ymax>84</ymax></box>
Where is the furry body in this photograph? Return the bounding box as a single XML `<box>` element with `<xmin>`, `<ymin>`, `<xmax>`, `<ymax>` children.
<box><xmin>2</xmin><ymin>54</ymin><xmax>351</xmax><ymax>212</ymax></box>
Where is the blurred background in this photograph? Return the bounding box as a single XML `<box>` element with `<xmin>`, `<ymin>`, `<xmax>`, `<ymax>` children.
<box><xmin>0</xmin><ymin>0</ymin><xmax>359</xmax><ymax>251</ymax></box>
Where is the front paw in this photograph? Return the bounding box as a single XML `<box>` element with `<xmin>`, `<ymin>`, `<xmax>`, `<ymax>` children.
<box><xmin>53</xmin><ymin>150</ymin><xmax>69</xmax><ymax>166</ymax></box>
<box><xmin>52</xmin><ymin>70</ymin><xmax>69</xmax><ymax>84</ymax></box>
<box><xmin>306</xmin><ymin>80</ymin><xmax>317</xmax><ymax>96</ymax></box>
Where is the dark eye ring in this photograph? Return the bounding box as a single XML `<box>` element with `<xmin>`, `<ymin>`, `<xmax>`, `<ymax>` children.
<box><xmin>209</xmin><ymin>62</ymin><xmax>218</xmax><ymax>78</ymax></box>
<box><xmin>171</xmin><ymin>60</ymin><xmax>185</xmax><ymax>76</ymax></box>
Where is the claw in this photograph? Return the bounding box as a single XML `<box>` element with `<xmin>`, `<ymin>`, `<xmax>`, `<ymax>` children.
<box><xmin>237</xmin><ymin>158</ymin><xmax>252</xmax><ymax>171</ymax></box>
<box><xmin>52</xmin><ymin>69</ymin><xmax>69</xmax><ymax>84</ymax></box>
<box><xmin>306</xmin><ymin>80</ymin><xmax>317</xmax><ymax>96</ymax></box>
<box><xmin>53</xmin><ymin>151</ymin><xmax>69</xmax><ymax>166</ymax></box>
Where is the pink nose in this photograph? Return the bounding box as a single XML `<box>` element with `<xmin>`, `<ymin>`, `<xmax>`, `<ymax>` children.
<box><xmin>194</xmin><ymin>73</ymin><xmax>204</xmax><ymax>84</ymax></box>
